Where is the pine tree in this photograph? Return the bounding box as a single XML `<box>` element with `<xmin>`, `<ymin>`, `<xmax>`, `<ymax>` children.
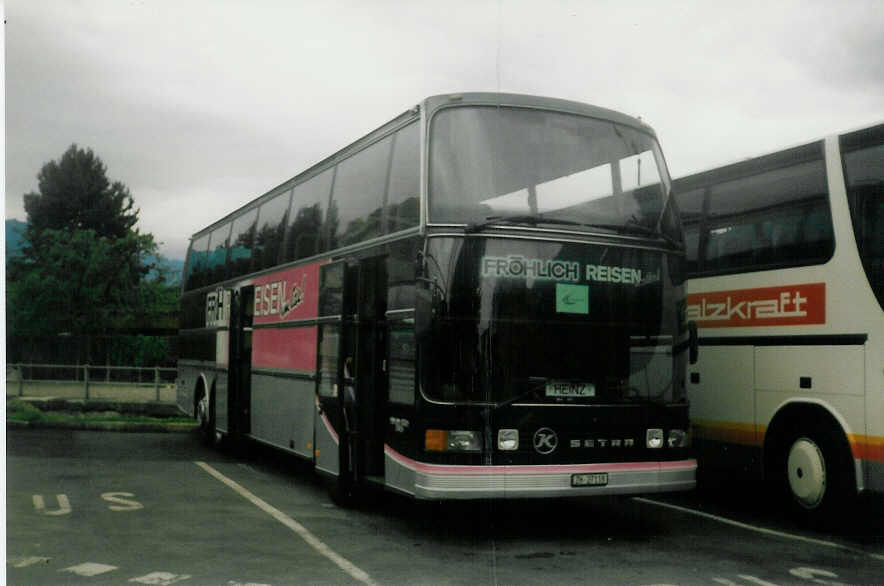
<box><xmin>23</xmin><ymin>144</ymin><xmax>138</xmax><ymax>241</ymax></box>
<box><xmin>8</xmin><ymin>145</ymin><xmax>178</xmax><ymax>364</ymax></box>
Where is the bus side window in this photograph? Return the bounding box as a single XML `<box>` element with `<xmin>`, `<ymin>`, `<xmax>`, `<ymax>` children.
<box><xmin>841</xmin><ymin>126</ymin><xmax>884</xmax><ymax>308</ymax></box>
<box><xmin>330</xmin><ymin>135</ymin><xmax>393</xmax><ymax>249</ymax></box>
<box><xmin>674</xmin><ymin>187</ymin><xmax>705</xmax><ymax>275</ymax></box>
<box><xmin>701</xmin><ymin>145</ymin><xmax>831</xmax><ymax>275</ymax></box>
<box><xmin>286</xmin><ymin>168</ymin><xmax>333</xmax><ymax>262</ymax></box>
<box><xmin>386</xmin><ymin>122</ymin><xmax>420</xmax><ymax>234</ymax></box>
<box><xmin>206</xmin><ymin>223</ymin><xmax>231</xmax><ymax>284</ymax></box>
<box><xmin>229</xmin><ymin>208</ymin><xmax>257</xmax><ymax>279</ymax></box>
<box><xmin>184</xmin><ymin>233</ymin><xmax>210</xmax><ymax>290</ymax></box>
<box><xmin>253</xmin><ymin>189</ymin><xmax>290</xmax><ymax>272</ymax></box>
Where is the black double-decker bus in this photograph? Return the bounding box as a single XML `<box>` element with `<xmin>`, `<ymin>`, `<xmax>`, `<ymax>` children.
<box><xmin>178</xmin><ymin>93</ymin><xmax>696</xmax><ymax>502</ymax></box>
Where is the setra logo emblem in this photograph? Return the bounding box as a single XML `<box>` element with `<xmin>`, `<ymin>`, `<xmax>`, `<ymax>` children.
<box><xmin>533</xmin><ymin>427</ymin><xmax>559</xmax><ymax>455</ymax></box>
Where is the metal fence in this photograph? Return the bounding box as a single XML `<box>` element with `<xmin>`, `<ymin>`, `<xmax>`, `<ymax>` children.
<box><xmin>7</xmin><ymin>363</ymin><xmax>177</xmax><ymax>403</ymax></box>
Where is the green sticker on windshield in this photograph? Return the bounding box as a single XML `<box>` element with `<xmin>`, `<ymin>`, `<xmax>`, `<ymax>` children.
<box><xmin>556</xmin><ymin>283</ymin><xmax>589</xmax><ymax>314</ymax></box>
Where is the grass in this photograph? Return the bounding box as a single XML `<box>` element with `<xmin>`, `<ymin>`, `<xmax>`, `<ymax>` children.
<box><xmin>7</xmin><ymin>398</ymin><xmax>195</xmax><ymax>431</ymax></box>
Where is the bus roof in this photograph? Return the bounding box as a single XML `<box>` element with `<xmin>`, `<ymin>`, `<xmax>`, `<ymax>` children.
<box><xmin>423</xmin><ymin>92</ymin><xmax>655</xmax><ymax>135</ymax></box>
<box><xmin>674</xmin><ymin>120</ymin><xmax>884</xmax><ymax>186</ymax></box>
<box><xmin>188</xmin><ymin>92</ymin><xmax>657</xmax><ymax>241</ymax></box>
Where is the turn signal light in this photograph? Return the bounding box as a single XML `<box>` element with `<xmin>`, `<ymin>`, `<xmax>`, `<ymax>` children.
<box><xmin>425</xmin><ymin>429</ymin><xmax>481</xmax><ymax>452</ymax></box>
<box><xmin>425</xmin><ymin>429</ymin><xmax>447</xmax><ymax>451</ymax></box>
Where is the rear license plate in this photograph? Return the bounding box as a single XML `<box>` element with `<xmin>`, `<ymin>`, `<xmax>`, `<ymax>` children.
<box><xmin>546</xmin><ymin>381</ymin><xmax>595</xmax><ymax>397</ymax></box>
<box><xmin>571</xmin><ymin>473</ymin><xmax>608</xmax><ymax>487</ymax></box>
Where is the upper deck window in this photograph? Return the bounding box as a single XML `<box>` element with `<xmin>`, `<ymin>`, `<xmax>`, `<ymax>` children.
<box><xmin>329</xmin><ymin>134</ymin><xmax>393</xmax><ymax>248</ymax></box>
<box><xmin>184</xmin><ymin>232</ymin><xmax>210</xmax><ymax>290</ymax></box>
<box><xmin>229</xmin><ymin>207</ymin><xmax>258</xmax><ymax>278</ymax></box>
<box><xmin>385</xmin><ymin>122</ymin><xmax>420</xmax><ymax>233</ymax></box>
<box><xmin>285</xmin><ymin>167</ymin><xmax>333</xmax><ymax>262</ymax></box>
<box><xmin>429</xmin><ymin>106</ymin><xmax>673</xmax><ymax>240</ymax></box>
<box><xmin>253</xmin><ymin>188</ymin><xmax>291</xmax><ymax>271</ymax></box>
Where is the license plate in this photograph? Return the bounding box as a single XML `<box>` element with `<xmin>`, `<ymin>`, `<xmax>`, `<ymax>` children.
<box><xmin>546</xmin><ymin>381</ymin><xmax>595</xmax><ymax>397</ymax></box>
<box><xmin>571</xmin><ymin>473</ymin><xmax>608</xmax><ymax>487</ymax></box>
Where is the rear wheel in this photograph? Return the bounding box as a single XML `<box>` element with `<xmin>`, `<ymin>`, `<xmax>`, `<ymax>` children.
<box><xmin>196</xmin><ymin>389</ymin><xmax>220</xmax><ymax>446</ymax></box>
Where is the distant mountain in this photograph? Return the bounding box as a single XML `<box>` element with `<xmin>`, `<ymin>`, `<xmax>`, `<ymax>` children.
<box><xmin>146</xmin><ymin>256</ymin><xmax>184</xmax><ymax>285</ymax></box>
<box><xmin>5</xmin><ymin>219</ymin><xmax>184</xmax><ymax>285</ymax></box>
<box><xmin>5</xmin><ymin>219</ymin><xmax>27</xmax><ymax>260</ymax></box>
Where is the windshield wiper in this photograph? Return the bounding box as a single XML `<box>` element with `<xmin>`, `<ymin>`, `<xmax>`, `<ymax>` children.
<box><xmin>582</xmin><ymin>222</ymin><xmax>683</xmax><ymax>249</ymax></box>
<box><xmin>464</xmin><ymin>215</ymin><xmax>681</xmax><ymax>248</ymax></box>
<box><xmin>464</xmin><ymin>215</ymin><xmax>583</xmax><ymax>234</ymax></box>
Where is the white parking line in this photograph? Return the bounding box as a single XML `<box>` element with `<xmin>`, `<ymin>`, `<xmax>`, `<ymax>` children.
<box><xmin>195</xmin><ymin>461</ymin><xmax>377</xmax><ymax>586</ymax></box>
<box><xmin>634</xmin><ymin>497</ymin><xmax>883</xmax><ymax>560</ymax></box>
<box><xmin>61</xmin><ymin>562</ymin><xmax>118</xmax><ymax>576</ymax></box>
<box><xmin>129</xmin><ymin>571</ymin><xmax>192</xmax><ymax>584</ymax></box>
<box><xmin>8</xmin><ymin>556</ymin><xmax>51</xmax><ymax>568</ymax></box>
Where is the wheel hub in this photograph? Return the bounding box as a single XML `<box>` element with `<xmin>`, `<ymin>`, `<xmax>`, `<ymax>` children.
<box><xmin>197</xmin><ymin>395</ymin><xmax>209</xmax><ymax>427</ymax></box>
<box><xmin>787</xmin><ymin>437</ymin><xmax>826</xmax><ymax>509</ymax></box>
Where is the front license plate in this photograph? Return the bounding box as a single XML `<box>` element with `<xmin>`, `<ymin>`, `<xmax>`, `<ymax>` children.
<box><xmin>546</xmin><ymin>381</ymin><xmax>595</xmax><ymax>398</ymax></box>
<box><xmin>571</xmin><ymin>473</ymin><xmax>609</xmax><ymax>487</ymax></box>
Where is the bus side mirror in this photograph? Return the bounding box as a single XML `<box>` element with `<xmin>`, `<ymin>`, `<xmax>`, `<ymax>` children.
<box><xmin>689</xmin><ymin>321</ymin><xmax>698</xmax><ymax>365</ymax></box>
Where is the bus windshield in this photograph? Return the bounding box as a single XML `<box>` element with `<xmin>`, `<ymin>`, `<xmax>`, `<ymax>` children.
<box><xmin>418</xmin><ymin>237</ymin><xmax>681</xmax><ymax>406</ymax></box>
<box><xmin>429</xmin><ymin>106</ymin><xmax>675</xmax><ymax>239</ymax></box>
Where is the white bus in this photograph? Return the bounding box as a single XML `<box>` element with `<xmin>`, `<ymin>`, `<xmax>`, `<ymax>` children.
<box><xmin>675</xmin><ymin>122</ymin><xmax>882</xmax><ymax>522</ymax></box>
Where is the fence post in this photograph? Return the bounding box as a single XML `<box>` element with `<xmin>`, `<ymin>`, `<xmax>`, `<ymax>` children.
<box><xmin>18</xmin><ymin>363</ymin><xmax>24</xmax><ymax>397</ymax></box>
<box><xmin>155</xmin><ymin>367</ymin><xmax>161</xmax><ymax>402</ymax></box>
<box><xmin>84</xmin><ymin>365</ymin><xmax>90</xmax><ymax>400</ymax></box>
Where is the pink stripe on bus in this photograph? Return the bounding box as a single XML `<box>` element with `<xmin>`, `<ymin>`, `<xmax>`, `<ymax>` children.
<box><xmin>384</xmin><ymin>445</ymin><xmax>695</xmax><ymax>475</ymax></box>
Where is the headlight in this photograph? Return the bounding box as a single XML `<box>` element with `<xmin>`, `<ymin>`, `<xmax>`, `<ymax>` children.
<box><xmin>667</xmin><ymin>429</ymin><xmax>688</xmax><ymax>448</ymax></box>
<box><xmin>425</xmin><ymin>429</ymin><xmax>482</xmax><ymax>452</ymax></box>
<box><xmin>497</xmin><ymin>429</ymin><xmax>519</xmax><ymax>451</ymax></box>
<box><xmin>646</xmin><ymin>428</ymin><xmax>664</xmax><ymax>449</ymax></box>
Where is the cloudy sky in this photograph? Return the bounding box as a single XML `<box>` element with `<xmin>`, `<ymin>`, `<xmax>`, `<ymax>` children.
<box><xmin>5</xmin><ymin>0</ymin><xmax>882</xmax><ymax>259</ymax></box>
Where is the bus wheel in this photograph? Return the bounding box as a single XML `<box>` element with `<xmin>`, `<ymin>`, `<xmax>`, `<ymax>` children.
<box><xmin>327</xmin><ymin>477</ymin><xmax>360</xmax><ymax>508</ymax></box>
<box><xmin>196</xmin><ymin>390</ymin><xmax>214</xmax><ymax>445</ymax></box>
<box><xmin>768</xmin><ymin>416</ymin><xmax>854</xmax><ymax>525</ymax></box>
<box><xmin>786</xmin><ymin>436</ymin><xmax>827</xmax><ymax>510</ymax></box>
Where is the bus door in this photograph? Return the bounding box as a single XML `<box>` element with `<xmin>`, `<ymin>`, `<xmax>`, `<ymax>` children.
<box><xmin>315</xmin><ymin>260</ymin><xmax>358</xmax><ymax>489</ymax></box>
<box><xmin>354</xmin><ymin>256</ymin><xmax>388</xmax><ymax>481</ymax></box>
<box><xmin>315</xmin><ymin>257</ymin><xmax>388</xmax><ymax>494</ymax></box>
<box><xmin>228</xmin><ymin>286</ymin><xmax>254</xmax><ymax>437</ymax></box>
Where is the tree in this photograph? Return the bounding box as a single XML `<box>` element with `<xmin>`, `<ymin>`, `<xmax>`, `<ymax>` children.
<box><xmin>7</xmin><ymin>228</ymin><xmax>157</xmax><ymax>336</ymax></box>
<box><xmin>23</xmin><ymin>144</ymin><xmax>138</xmax><ymax>241</ymax></box>
<box><xmin>7</xmin><ymin>146</ymin><xmax>178</xmax><ymax>365</ymax></box>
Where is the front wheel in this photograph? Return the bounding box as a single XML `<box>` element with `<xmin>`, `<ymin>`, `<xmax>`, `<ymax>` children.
<box><xmin>768</xmin><ymin>417</ymin><xmax>855</xmax><ymax>525</ymax></box>
<box><xmin>786</xmin><ymin>437</ymin><xmax>828</xmax><ymax>510</ymax></box>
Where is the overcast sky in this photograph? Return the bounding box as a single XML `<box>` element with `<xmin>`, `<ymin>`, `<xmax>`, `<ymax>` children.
<box><xmin>5</xmin><ymin>0</ymin><xmax>883</xmax><ymax>259</ymax></box>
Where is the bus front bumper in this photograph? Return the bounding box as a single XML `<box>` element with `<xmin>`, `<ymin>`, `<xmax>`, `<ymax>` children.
<box><xmin>385</xmin><ymin>448</ymin><xmax>696</xmax><ymax>500</ymax></box>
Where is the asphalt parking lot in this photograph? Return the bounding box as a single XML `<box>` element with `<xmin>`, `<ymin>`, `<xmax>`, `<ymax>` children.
<box><xmin>7</xmin><ymin>428</ymin><xmax>884</xmax><ymax>585</ymax></box>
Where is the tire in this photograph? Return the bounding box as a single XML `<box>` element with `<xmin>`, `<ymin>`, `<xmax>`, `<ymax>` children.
<box><xmin>767</xmin><ymin>415</ymin><xmax>855</xmax><ymax>525</ymax></box>
<box><xmin>326</xmin><ymin>437</ymin><xmax>361</xmax><ymax>508</ymax></box>
<box><xmin>196</xmin><ymin>389</ymin><xmax>220</xmax><ymax>447</ymax></box>
<box><xmin>327</xmin><ymin>476</ymin><xmax>360</xmax><ymax>508</ymax></box>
